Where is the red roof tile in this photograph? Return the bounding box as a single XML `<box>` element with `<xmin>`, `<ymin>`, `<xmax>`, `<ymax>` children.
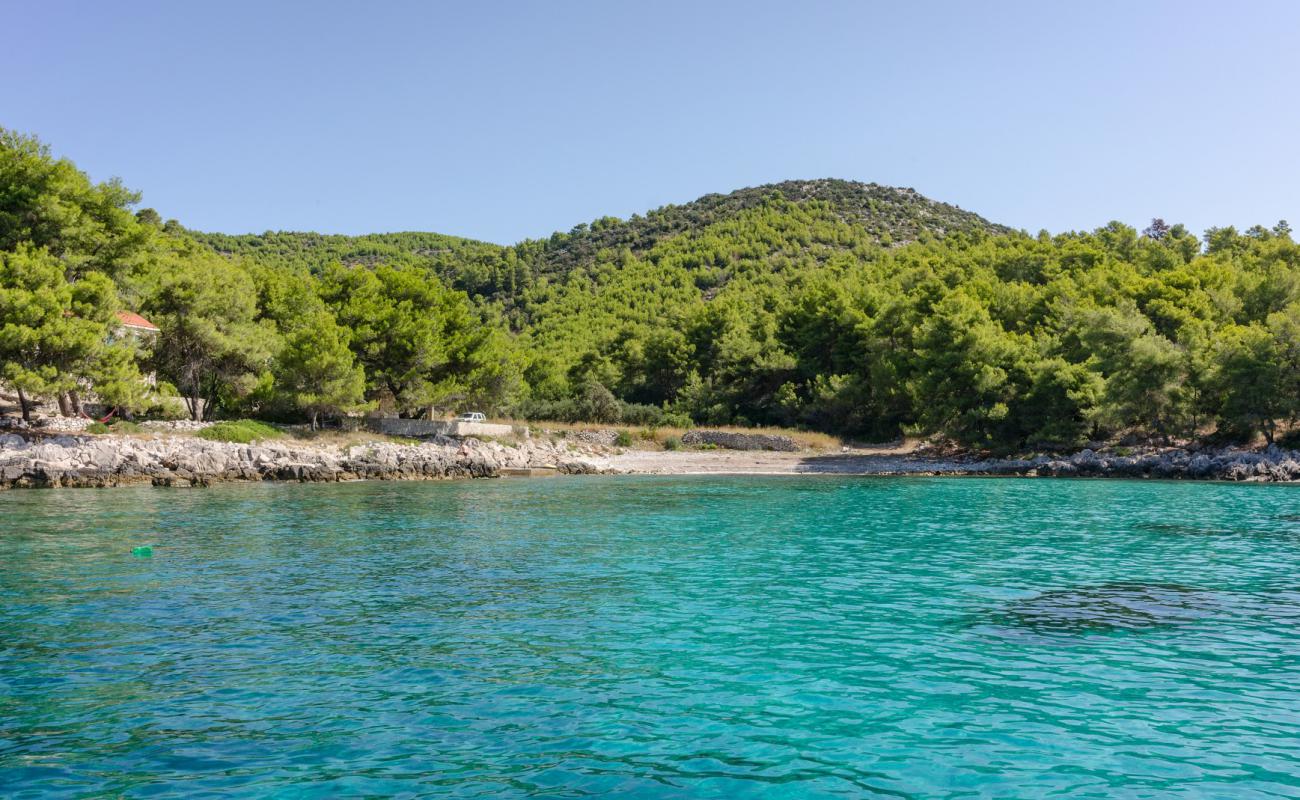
<box><xmin>115</xmin><ymin>310</ymin><xmax>159</xmax><ymax>331</ymax></box>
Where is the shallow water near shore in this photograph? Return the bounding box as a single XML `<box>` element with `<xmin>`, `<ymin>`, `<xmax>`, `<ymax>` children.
<box><xmin>3</xmin><ymin>477</ymin><xmax>1300</xmax><ymax>798</ymax></box>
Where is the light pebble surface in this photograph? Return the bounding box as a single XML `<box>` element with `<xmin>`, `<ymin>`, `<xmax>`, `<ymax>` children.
<box><xmin>593</xmin><ymin>444</ymin><xmax>1300</xmax><ymax>482</ymax></box>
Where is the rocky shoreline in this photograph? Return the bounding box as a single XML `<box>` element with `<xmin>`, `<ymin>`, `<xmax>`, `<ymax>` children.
<box><xmin>0</xmin><ymin>433</ymin><xmax>606</xmax><ymax>489</ymax></box>
<box><xmin>592</xmin><ymin>442</ymin><xmax>1300</xmax><ymax>482</ymax></box>
<box><xmin>4</xmin><ymin>430</ymin><xmax>1300</xmax><ymax>490</ymax></box>
<box><xmin>954</xmin><ymin>445</ymin><xmax>1300</xmax><ymax>482</ymax></box>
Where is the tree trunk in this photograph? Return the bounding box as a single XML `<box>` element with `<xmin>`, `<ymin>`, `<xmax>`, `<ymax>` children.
<box><xmin>69</xmin><ymin>390</ymin><xmax>84</xmax><ymax>417</ymax></box>
<box><xmin>57</xmin><ymin>392</ymin><xmax>72</xmax><ymax>417</ymax></box>
<box><xmin>310</xmin><ymin>411</ymin><xmax>318</xmax><ymax>431</ymax></box>
<box><xmin>17</xmin><ymin>388</ymin><xmax>30</xmax><ymax>423</ymax></box>
<box><xmin>189</xmin><ymin>374</ymin><xmax>203</xmax><ymax>422</ymax></box>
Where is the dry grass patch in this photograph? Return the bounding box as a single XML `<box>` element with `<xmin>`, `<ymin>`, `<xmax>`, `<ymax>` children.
<box><xmin>493</xmin><ymin>417</ymin><xmax>843</xmax><ymax>451</ymax></box>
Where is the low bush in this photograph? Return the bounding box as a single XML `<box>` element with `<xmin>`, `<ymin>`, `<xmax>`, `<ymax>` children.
<box><xmin>197</xmin><ymin>420</ymin><xmax>284</xmax><ymax>444</ymax></box>
<box><xmin>614</xmin><ymin>430</ymin><xmax>633</xmax><ymax>447</ymax></box>
<box><xmin>618</xmin><ymin>402</ymin><xmax>668</xmax><ymax>426</ymax></box>
<box><xmin>512</xmin><ymin>393</ymin><xmax>690</xmax><ymax>428</ymax></box>
<box><xmin>658</xmin><ymin>410</ymin><xmax>695</xmax><ymax>428</ymax></box>
<box><xmin>662</xmin><ymin>436</ymin><xmax>681</xmax><ymax>451</ymax></box>
<box><xmin>1279</xmin><ymin>429</ymin><xmax>1300</xmax><ymax>449</ymax></box>
<box><xmin>87</xmin><ymin>420</ymin><xmax>142</xmax><ymax>435</ymax></box>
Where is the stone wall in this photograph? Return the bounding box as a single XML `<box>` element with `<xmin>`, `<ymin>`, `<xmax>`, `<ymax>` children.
<box><xmin>681</xmin><ymin>430</ymin><xmax>800</xmax><ymax>452</ymax></box>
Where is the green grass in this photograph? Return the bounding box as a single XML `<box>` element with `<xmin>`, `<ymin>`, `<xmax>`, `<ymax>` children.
<box><xmin>87</xmin><ymin>420</ymin><xmax>142</xmax><ymax>435</ymax></box>
<box><xmin>196</xmin><ymin>420</ymin><xmax>285</xmax><ymax>444</ymax></box>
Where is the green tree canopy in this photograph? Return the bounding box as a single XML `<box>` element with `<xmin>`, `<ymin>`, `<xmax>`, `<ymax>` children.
<box><xmin>0</xmin><ymin>245</ymin><xmax>140</xmax><ymax>420</ymax></box>
<box><xmin>146</xmin><ymin>244</ymin><xmax>277</xmax><ymax>420</ymax></box>
<box><xmin>0</xmin><ymin>127</ymin><xmax>152</xmax><ymax>283</ymax></box>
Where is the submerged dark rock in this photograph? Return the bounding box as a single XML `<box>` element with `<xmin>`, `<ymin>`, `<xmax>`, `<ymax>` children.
<box><xmin>1133</xmin><ymin>522</ymin><xmax>1235</xmax><ymax>537</ymax></box>
<box><xmin>991</xmin><ymin>581</ymin><xmax>1216</xmax><ymax>634</ymax></box>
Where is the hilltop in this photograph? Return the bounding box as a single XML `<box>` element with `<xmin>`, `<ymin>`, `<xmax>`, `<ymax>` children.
<box><xmin>187</xmin><ymin>179</ymin><xmax>1010</xmax><ymax>310</ymax></box>
<box><xmin>521</xmin><ymin>179</ymin><xmax>1010</xmax><ymax>277</ymax></box>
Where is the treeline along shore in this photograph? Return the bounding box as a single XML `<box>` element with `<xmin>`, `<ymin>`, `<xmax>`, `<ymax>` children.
<box><xmin>3</xmin><ymin>126</ymin><xmax>1300</xmax><ymax>460</ymax></box>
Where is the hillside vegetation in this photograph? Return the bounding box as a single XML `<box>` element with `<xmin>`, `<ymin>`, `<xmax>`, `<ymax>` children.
<box><xmin>4</xmin><ymin>127</ymin><xmax>1299</xmax><ymax>451</ymax></box>
<box><xmin>187</xmin><ymin>179</ymin><xmax>1005</xmax><ymax>318</ymax></box>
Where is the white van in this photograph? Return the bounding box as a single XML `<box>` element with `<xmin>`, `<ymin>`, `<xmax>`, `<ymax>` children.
<box><xmin>455</xmin><ymin>412</ymin><xmax>487</xmax><ymax>422</ymax></box>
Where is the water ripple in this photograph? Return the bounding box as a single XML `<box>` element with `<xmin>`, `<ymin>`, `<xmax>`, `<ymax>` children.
<box><xmin>2</xmin><ymin>477</ymin><xmax>1300</xmax><ymax>797</ymax></box>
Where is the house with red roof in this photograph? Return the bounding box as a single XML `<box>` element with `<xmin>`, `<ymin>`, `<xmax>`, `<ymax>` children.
<box><xmin>115</xmin><ymin>310</ymin><xmax>160</xmax><ymax>337</ymax></box>
<box><xmin>110</xmin><ymin>311</ymin><xmax>161</xmax><ymax>390</ymax></box>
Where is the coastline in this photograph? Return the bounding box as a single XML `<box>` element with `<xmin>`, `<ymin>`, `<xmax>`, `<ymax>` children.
<box><xmin>4</xmin><ymin>429</ymin><xmax>1300</xmax><ymax>489</ymax></box>
<box><xmin>0</xmin><ymin>431</ymin><xmax>603</xmax><ymax>490</ymax></box>
<box><xmin>591</xmin><ymin>444</ymin><xmax>1300</xmax><ymax>482</ymax></box>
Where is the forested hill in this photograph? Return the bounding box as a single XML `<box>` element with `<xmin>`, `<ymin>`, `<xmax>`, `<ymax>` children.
<box><xmin>12</xmin><ymin>121</ymin><xmax>1300</xmax><ymax>453</ymax></box>
<box><xmin>519</xmin><ymin>179</ymin><xmax>1010</xmax><ymax>276</ymax></box>
<box><xmin>187</xmin><ymin>179</ymin><xmax>1009</xmax><ymax>308</ymax></box>
<box><xmin>190</xmin><ymin>230</ymin><xmax>509</xmax><ymax>288</ymax></box>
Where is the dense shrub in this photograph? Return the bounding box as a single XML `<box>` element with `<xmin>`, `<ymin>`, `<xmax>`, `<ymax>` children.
<box><xmin>512</xmin><ymin>393</ymin><xmax>686</xmax><ymax>427</ymax></box>
<box><xmin>87</xmin><ymin>420</ymin><xmax>142</xmax><ymax>435</ymax></box>
<box><xmin>509</xmin><ymin>397</ymin><xmax>579</xmax><ymax>422</ymax></box>
<box><xmin>196</xmin><ymin>419</ymin><xmax>284</xmax><ymax>444</ymax></box>
<box><xmin>617</xmin><ymin>402</ymin><xmax>663</xmax><ymax>426</ymax></box>
<box><xmin>574</xmin><ymin>381</ymin><xmax>621</xmax><ymax>424</ymax></box>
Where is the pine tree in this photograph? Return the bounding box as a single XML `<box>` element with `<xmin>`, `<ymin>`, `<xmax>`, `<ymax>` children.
<box><xmin>276</xmin><ymin>309</ymin><xmax>369</xmax><ymax>429</ymax></box>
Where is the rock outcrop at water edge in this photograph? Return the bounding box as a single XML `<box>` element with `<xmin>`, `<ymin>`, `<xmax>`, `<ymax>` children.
<box><xmin>963</xmin><ymin>445</ymin><xmax>1300</xmax><ymax>482</ymax></box>
<box><xmin>0</xmin><ymin>434</ymin><xmax>607</xmax><ymax>489</ymax></box>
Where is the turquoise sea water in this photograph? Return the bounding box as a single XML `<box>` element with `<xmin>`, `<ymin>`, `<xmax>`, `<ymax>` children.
<box><xmin>3</xmin><ymin>477</ymin><xmax>1300</xmax><ymax>798</ymax></box>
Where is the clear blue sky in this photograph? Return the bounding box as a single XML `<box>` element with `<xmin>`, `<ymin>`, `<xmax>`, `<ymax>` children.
<box><xmin>6</xmin><ymin>1</ymin><xmax>1298</xmax><ymax>244</ymax></box>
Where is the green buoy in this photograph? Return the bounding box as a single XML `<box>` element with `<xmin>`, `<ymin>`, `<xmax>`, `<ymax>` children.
<box><xmin>131</xmin><ymin>545</ymin><xmax>153</xmax><ymax>558</ymax></box>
